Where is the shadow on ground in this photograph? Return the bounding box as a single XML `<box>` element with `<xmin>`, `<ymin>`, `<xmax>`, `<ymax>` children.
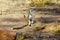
<box><xmin>36</xmin><ymin>17</ymin><xmax>60</xmax><ymax>23</ymax></box>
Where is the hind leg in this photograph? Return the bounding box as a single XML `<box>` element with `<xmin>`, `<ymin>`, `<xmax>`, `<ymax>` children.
<box><xmin>28</xmin><ymin>20</ymin><xmax>32</xmax><ymax>26</ymax></box>
<box><xmin>29</xmin><ymin>19</ymin><xmax>34</xmax><ymax>26</ymax></box>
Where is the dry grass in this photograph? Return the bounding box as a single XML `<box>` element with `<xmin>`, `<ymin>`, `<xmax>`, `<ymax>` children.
<box><xmin>40</xmin><ymin>22</ymin><xmax>60</xmax><ymax>34</ymax></box>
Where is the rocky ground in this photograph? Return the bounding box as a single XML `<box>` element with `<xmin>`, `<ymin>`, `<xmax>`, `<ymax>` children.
<box><xmin>0</xmin><ymin>0</ymin><xmax>60</xmax><ymax>40</ymax></box>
